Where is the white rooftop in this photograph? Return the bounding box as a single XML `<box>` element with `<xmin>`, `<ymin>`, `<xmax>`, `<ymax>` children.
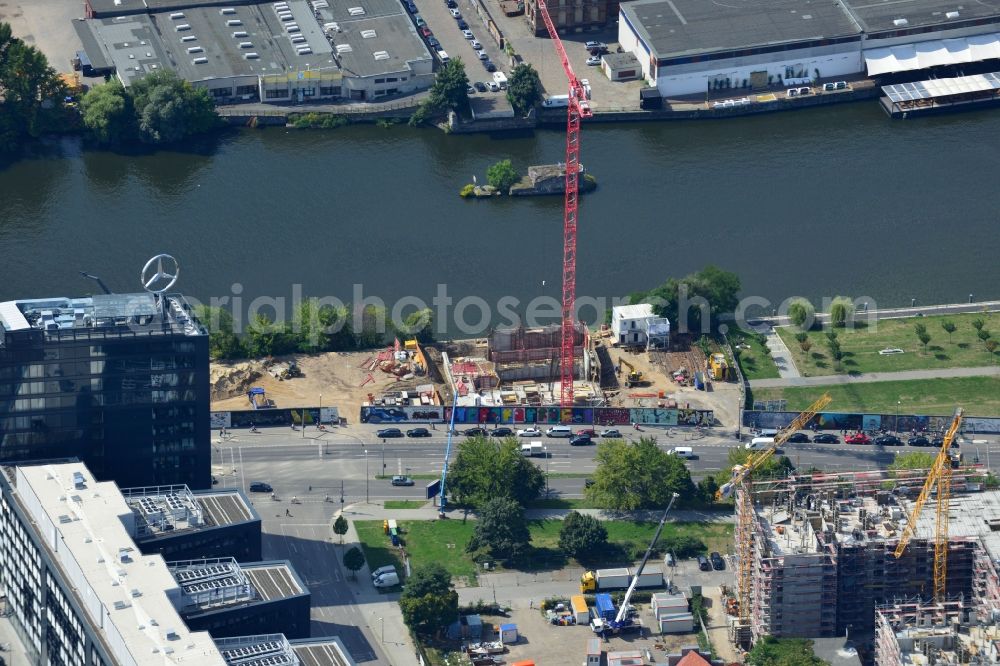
<box><xmin>905</xmin><ymin>489</ymin><xmax>1000</xmax><ymax>562</ymax></box>
<box><xmin>14</xmin><ymin>463</ymin><xmax>226</xmax><ymax>665</ymax></box>
<box><xmin>613</xmin><ymin>304</ymin><xmax>655</xmax><ymax>320</ymax></box>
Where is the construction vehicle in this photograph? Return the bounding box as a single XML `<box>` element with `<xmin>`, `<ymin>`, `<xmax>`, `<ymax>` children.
<box><xmin>893</xmin><ymin>407</ymin><xmax>964</xmax><ymax>601</ymax></box>
<box><xmin>718</xmin><ymin>393</ymin><xmax>832</xmax><ymax>638</ymax></box>
<box><xmin>708</xmin><ymin>353</ymin><xmax>729</xmax><ymax>381</ymax></box>
<box><xmin>580</xmin><ymin>566</ymin><xmax>664</xmax><ymax>592</ymax></box>
<box><xmin>620</xmin><ymin>358</ymin><xmax>645</xmax><ymax>388</ymax></box>
<box><xmin>590</xmin><ymin>492</ymin><xmax>679</xmax><ymax>636</ymax></box>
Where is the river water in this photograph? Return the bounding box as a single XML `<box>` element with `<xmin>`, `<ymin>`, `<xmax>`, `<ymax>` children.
<box><xmin>1</xmin><ymin>101</ymin><xmax>998</xmax><ymax>334</ymax></box>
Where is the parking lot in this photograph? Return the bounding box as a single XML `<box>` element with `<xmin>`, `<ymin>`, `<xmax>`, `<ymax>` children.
<box><xmin>1</xmin><ymin>0</ymin><xmax>86</xmax><ymax>75</ymax></box>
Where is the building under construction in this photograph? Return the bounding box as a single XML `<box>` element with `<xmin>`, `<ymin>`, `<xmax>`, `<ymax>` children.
<box><xmin>737</xmin><ymin>469</ymin><xmax>1000</xmax><ymax>649</ymax></box>
<box><xmin>875</xmin><ymin>599</ymin><xmax>1000</xmax><ymax>666</ymax></box>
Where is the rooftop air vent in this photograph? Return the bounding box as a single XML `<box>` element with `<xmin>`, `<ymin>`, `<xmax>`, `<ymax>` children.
<box><xmin>244</xmin><ymin>52</ymin><xmax>260</xmax><ymax>59</ymax></box>
<box><xmin>175</xmin><ymin>24</ymin><xmax>191</xmax><ymax>31</ymax></box>
<box><xmin>170</xmin><ymin>12</ymin><xmax>185</xmax><ymax>19</ymax></box>
<box><xmin>348</xmin><ymin>6</ymin><xmax>365</xmax><ymax>15</ymax></box>
<box><xmin>373</xmin><ymin>50</ymin><xmax>389</xmax><ymax>60</ymax></box>
<box><xmin>232</xmin><ymin>31</ymin><xmax>248</xmax><ymax>37</ymax></box>
<box><xmin>192</xmin><ymin>57</ymin><xmax>208</xmax><ymax>64</ymax></box>
<box><xmin>336</xmin><ymin>43</ymin><xmax>353</xmax><ymax>53</ymax></box>
<box><xmin>226</xmin><ymin>19</ymin><xmax>242</xmax><ymax>26</ymax></box>
<box><xmin>946</xmin><ymin>11</ymin><xmax>959</xmax><ymax>18</ymax></box>
<box><xmin>893</xmin><ymin>18</ymin><xmax>908</xmax><ymax>26</ymax></box>
<box><xmin>73</xmin><ymin>471</ymin><xmax>85</xmax><ymax>488</ymax></box>
<box><xmin>220</xmin><ymin>7</ymin><xmax>236</xmax><ymax>14</ymax></box>
<box><xmin>361</xmin><ymin>29</ymin><xmax>376</xmax><ymax>38</ymax></box>
<box><xmin>239</xmin><ymin>41</ymin><xmax>253</xmax><ymax>48</ymax></box>
<box><xmin>186</xmin><ymin>46</ymin><xmax>203</xmax><ymax>53</ymax></box>
<box><xmin>181</xmin><ymin>35</ymin><xmax>197</xmax><ymax>42</ymax></box>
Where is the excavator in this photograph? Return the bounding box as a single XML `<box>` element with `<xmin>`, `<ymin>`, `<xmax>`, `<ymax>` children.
<box><xmin>620</xmin><ymin>358</ymin><xmax>645</xmax><ymax>388</ymax></box>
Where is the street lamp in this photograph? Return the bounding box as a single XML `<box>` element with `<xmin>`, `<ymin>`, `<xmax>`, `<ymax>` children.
<box><xmin>378</xmin><ymin>616</ymin><xmax>384</xmax><ymax>643</ymax></box>
<box><xmin>365</xmin><ymin>449</ymin><xmax>369</xmax><ymax>504</ymax></box>
<box><xmin>544</xmin><ymin>446</ymin><xmax>549</xmax><ymax>497</ymax></box>
<box><xmin>896</xmin><ymin>400</ymin><xmax>901</xmax><ymax>433</ymax></box>
<box><xmin>382</xmin><ymin>438</ymin><xmax>386</xmax><ymax>477</ymax></box>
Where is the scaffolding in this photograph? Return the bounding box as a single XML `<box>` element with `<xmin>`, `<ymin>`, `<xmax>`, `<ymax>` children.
<box><xmin>874</xmin><ymin>599</ymin><xmax>1000</xmax><ymax>666</ymax></box>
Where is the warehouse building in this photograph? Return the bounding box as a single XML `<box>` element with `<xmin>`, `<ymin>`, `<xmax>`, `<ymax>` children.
<box><xmin>122</xmin><ymin>483</ymin><xmax>263</xmax><ymax>562</ymax></box>
<box><xmin>74</xmin><ymin>0</ymin><xmax>432</xmax><ymax>104</ymax></box>
<box><xmin>618</xmin><ymin>0</ymin><xmax>1000</xmax><ymax>97</ymax></box>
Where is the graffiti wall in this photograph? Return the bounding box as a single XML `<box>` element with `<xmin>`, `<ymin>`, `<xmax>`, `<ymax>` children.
<box><xmin>742</xmin><ymin>410</ymin><xmax>1000</xmax><ymax>433</ymax></box>
<box><xmin>360</xmin><ymin>405</ymin><xmax>714</xmax><ymax>426</ymax></box>
<box><xmin>211</xmin><ymin>406</ymin><xmax>339</xmax><ymax>429</ymax></box>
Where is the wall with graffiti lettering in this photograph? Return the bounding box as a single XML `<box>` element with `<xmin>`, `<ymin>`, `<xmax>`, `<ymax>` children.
<box><xmin>742</xmin><ymin>410</ymin><xmax>1000</xmax><ymax>433</ymax></box>
<box><xmin>360</xmin><ymin>405</ymin><xmax>714</xmax><ymax>426</ymax></box>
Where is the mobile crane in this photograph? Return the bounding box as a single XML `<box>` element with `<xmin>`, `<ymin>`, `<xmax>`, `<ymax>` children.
<box><xmin>590</xmin><ymin>492</ymin><xmax>679</xmax><ymax>637</ymax></box>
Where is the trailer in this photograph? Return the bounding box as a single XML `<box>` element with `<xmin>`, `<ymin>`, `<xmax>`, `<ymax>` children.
<box><xmin>571</xmin><ymin>595</ymin><xmax>591</xmax><ymax>624</ymax></box>
<box><xmin>520</xmin><ymin>441</ymin><xmax>544</xmax><ymax>457</ymax></box>
<box><xmin>594</xmin><ymin>593</ymin><xmax>615</xmax><ymax>621</ymax></box>
<box><xmin>580</xmin><ymin>566</ymin><xmax>665</xmax><ymax>592</ymax></box>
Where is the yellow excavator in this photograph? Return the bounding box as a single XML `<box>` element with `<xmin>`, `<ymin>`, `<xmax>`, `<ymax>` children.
<box><xmin>620</xmin><ymin>358</ymin><xmax>645</xmax><ymax>388</ymax></box>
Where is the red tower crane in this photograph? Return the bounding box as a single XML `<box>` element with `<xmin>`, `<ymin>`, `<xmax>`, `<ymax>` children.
<box><xmin>535</xmin><ymin>0</ymin><xmax>592</xmax><ymax>407</ymax></box>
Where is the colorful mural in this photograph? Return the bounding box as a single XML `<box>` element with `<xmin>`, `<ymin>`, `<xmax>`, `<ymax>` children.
<box><xmin>361</xmin><ymin>405</ymin><xmax>714</xmax><ymax>426</ymax></box>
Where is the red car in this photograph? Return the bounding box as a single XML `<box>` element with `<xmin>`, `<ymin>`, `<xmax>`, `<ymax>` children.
<box><xmin>420</xmin><ymin>26</ymin><xmax>432</xmax><ymax>37</ymax></box>
<box><xmin>576</xmin><ymin>428</ymin><xmax>597</xmax><ymax>437</ymax></box>
<box><xmin>845</xmin><ymin>433</ymin><xmax>871</xmax><ymax>445</ymax></box>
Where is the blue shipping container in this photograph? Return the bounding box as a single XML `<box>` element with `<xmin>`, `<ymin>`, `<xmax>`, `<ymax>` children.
<box><xmin>595</xmin><ymin>593</ymin><xmax>615</xmax><ymax>621</ymax></box>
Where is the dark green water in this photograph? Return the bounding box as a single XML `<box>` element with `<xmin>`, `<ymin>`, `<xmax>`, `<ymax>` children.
<box><xmin>2</xmin><ymin>101</ymin><xmax>998</xmax><ymax>333</ymax></box>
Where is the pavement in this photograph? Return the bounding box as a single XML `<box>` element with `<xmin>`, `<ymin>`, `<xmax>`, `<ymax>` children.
<box><xmin>749</xmin><ymin>364</ymin><xmax>1000</xmax><ymax>389</ymax></box>
<box><xmin>758</xmin><ymin>324</ymin><xmax>801</xmax><ymax>379</ymax></box>
<box><xmin>754</xmin><ymin>300</ymin><xmax>1000</xmax><ymax>328</ymax></box>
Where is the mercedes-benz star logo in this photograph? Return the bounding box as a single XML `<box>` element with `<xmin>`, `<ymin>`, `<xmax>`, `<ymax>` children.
<box><xmin>141</xmin><ymin>254</ymin><xmax>179</xmax><ymax>294</ymax></box>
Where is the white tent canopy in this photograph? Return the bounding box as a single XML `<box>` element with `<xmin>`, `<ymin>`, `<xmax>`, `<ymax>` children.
<box><xmin>864</xmin><ymin>33</ymin><xmax>1000</xmax><ymax>75</ymax></box>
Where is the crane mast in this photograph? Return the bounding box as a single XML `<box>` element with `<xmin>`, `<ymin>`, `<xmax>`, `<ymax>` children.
<box><xmin>534</xmin><ymin>0</ymin><xmax>592</xmax><ymax>407</ymax></box>
<box><xmin>612</xmin><ymin>492</ymin><xmax>679</xmax><ymax>626</ymax></box>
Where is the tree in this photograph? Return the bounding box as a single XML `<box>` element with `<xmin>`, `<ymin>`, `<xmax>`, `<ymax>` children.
<box><xmin>913</xmin><ymin>322</ymin><xmax>927</xmax><ymax>336</ymax></box>
<box><xmin>661</xmin><ymin>534</ymin><xmax>705</xmax><ymax>558</ymax></box>
<box><xmin>447</xmin><ymin>437</ymin><xmax>544</xmax><ymax>508</ymax></box>
<box><xmin>697</xmin><ymin>335</ymin><xmax>712</xmax><ymax>358</ymax></box>
<box><xmin>400</xmin><ymin>308</ymin><xmax>435</xmax><ymax>343</ymax></box>
<box><xmin>245</xmin><ymin>313</ymin><xmax>294</xmax><ymax>358</ymax></box>
<box><xmin>941</xmin><ymin>319</ymin><xmax>956</xmax><ymax>343</ymax></box>
<box><xmin>291</xmin><ymin>299</ymin><xmax>353</xmax><ymax>353</ymax></box>
<box><xmin>630</xmin><ymin>265</ymin><xmax>741</xmax><ymax>335</ymax></box>
<box><xmin>973</xmin><ymin>318</ymin><xmax>986</xmax><ymax>332</ymax></box>
<box><xmin>825</xmin><ymin>329</ymin><xmax>838</xmax><ymax>343</ymax></box>
<box><xmin>986</xmin><ymin>339</ymin><xmax>998</xmax><ymax>362</ymax></box>
<box><xmin>0</xmin><ymin>22</ymin><xmax>65</xmax><ymax>152</ymax></box>
<box><xmin>399</xmin><ymin>563</ymin><xmax>459</xmax><ymax>636</ymax></box>
<box><xmin>978</xmin><ymin>328</ymin><xmax>992</xmax><ymax>343</ymax></box>
<box><xmin>333</xmin><ymin>514</ymin><xmax>348</xmax><ymax>544</ymax></box>
<box><xmin>917</xmin><ymin>331</ymin><xmax>931</xmax><ymax>354</ymax></box>
<box><xmin>794</xmin><ymin>332</ymin><xmax>808</xmax><ymax>344</ymax></box>
<box><xmin>506</xmin><ymin>63</ymin><xmax>542</xmax><ymax>116</ymax></box>
<box><xmin>746</xmin><ymin>637</ymin><xmax>826</xmax><ymax>666</ymax></box>
<box><xmin>409</xmin><ymin>58</ymin><xmax>470</xmax><ymax>124</ymax></box>
<box><xmin>828</xmin><ymin>296</ymin><xmax>853</xmax><ymax>328</ymax></box>
<box><xmin>342</xmin><ymin>546</ymin><xmax>365</xmax><ymax>580</ymax></box>
<box><xmin>799</xmin><ymin>339</ymin><xmax>812</xmax><ymax>353</ymax></box>
<box><xmin>558</xmin><ymin>511</ymin><xmax>608</xmax><ymax>559</ymax></box>
<box><xmin>586</xmin><ymin>438</ymin><xmax>697</xmax><ymax>511</ymax></box>
<box><xmin>193</xmin><ymin>305</ymin><xmax>245</xmax><ymax>360</ymax></box>
<box><xmin>81</xmin><ymin>81</ymin><xmax>134</xmax><ymax>144</ymax></box>
<box><xmin>890</xmin><ymin>451</ymin><xmax>936</xmax><ymax>471</ymax></box>
<box><xmin>467</xmin><ymin>497</ymin><xmax>531</xmax><ymax>562</ymax></box>
<box><xmin>351</xmin><ymin>304</ymin><xmax>390</xmax><ymax>349</ymax></box>
<box><xmin>787</xmin><ymin>298</ymin><xmax>815</xmax><ymax>330</ymax></box>
<box><xmin>128</xmin><ymin>69</ymin><xmax>218</xmax><ymax>144</ymax></box>
<box><xmin>487</xmin><ymin>159</ymin><xmax>520</xmax><ymax>194</ymax></box>
<box><xmin>697</xmin><ymin>475</ymin><xmax>719</xmax><ymax>504</ymax></box>
<box><xmin>716</xmin><ymin>448</ymin><xmax>793</xmax><ymax>488</ymax></box>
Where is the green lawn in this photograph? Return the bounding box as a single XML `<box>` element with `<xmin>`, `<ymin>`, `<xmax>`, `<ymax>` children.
<box><xmin>776</xmin><ymin>313</ymin><xmax>1000</xmax><ymax>377</ymax></box>
<box><xmin>355</xmin><ymin>518</ymin><xmax>734</xmax><ymax>583</ymax></box>
<box><xmin>750</xmin><ymin>376</ymin><xmax>1000</xmax><ymax>416</ymax></box>
<box><xmin>732</xmin><ymin>334</ymin><xmax>780</xmax><ymax>380</ymax></box>
<box><xmin>384</xmin><ymin>500</ymin><xmax>429</xmax><ymax>509</ymax></box>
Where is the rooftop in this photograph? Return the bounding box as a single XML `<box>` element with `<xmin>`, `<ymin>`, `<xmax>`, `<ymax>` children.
<box><xmin>122</xmin><ymin>484</ymin><xmax>259</xmax><ymax>542</ymax></box>
<box><xmin>323</xmin><ymin>13</ymin><xmax>430</xmax><ymax>78</ymax></box>
<box><xmin>73</xmin><ymin>16</ymin><xmax>171</xmax><ymax>86</ymax></box>
<box><xmin>290</xmin><ymin>637</ymin><xmax>357</xmax><ymax>666</ymax></box>
<box><xmin>613</xmin><ymin>303</ymin><xmax>655</xmax><ymax>319</ymax></box>
<box><xmin>906</xmin><ymin>489</ymin><xmax>1000</xmax><ymax>562</ymax></box>
<box><xmin>843</xmin><ymin>0</ymin><xmax>1000</xmax><ymax>34</ymax></box>
<box><xmin>11</xmin><ymin>462</ymin><xmax>226</xmax><ymax>664</ymax></box>
<box><xmin>173</xmin><ymin>559</ymin><xmax>306</xmax><ymax>615</ymax></box>
<box><xmin>621</xmin><ymin>0</ymin><xmax>861</xmax><ymax>59</ymax></box>
<box><xmin>0</xmin><ymin>292</ymin><xmax>204</xmax><ymax>339</ymax></box>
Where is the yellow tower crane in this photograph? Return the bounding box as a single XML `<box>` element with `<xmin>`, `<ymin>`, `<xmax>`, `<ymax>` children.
<box><xmin>717</xmin><ymin>393</ymin><xmax>833</xmax><ymax>630</ymax></box>
<box><xmin>893</xmin><ymin>407</ymin><xmax>964</xmax><ymax>601</ymax></box>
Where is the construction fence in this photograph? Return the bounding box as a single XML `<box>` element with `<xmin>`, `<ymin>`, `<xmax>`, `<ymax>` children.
<box><xmin>211</xmin><ymin>407</ymin><xmax>340</xmax><ymax>428</ymax></box>
<box><xmin>360</xmin><ymin>404</ymin><xmax>714</xmax><ymax>426</ymax></box>
<box><xmin>743</xmin><ymin>410</ymin><xmax>1000</xmax><ymax>433</ymax></box>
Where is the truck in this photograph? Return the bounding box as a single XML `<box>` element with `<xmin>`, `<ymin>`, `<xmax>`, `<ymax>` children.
<box><xmin>492</xmin><ymin>71</ymin><xmax>508</xmax><ymax>89</ymax></box>
<box><xmin>590</xmin><ymin>594</ymin><xmax>640</xmax><ymax>635</ymax></box>
<box><xmin>594</xmin><ymin>593</ymin><xmax>615</xmax><ymax>622</ymax></box>
<box><xmin>580</xmin><ymin>566</ymin><xmax>664</xmax><ymax>593</ymax></box>
<box><xmin>542</xmin><ymin>94</ymin><xmax>569</xmax><ymax>108</ymax></box>
<box><xmin>520</xmin><ymin>441</ymin><xmax>544</xmax><ymax>457</ymax></box>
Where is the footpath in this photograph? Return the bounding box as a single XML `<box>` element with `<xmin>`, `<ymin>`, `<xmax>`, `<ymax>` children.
<box><xmin>749</xmin><ymin>365</ymin><xmax>1000</xmax><ymax>389</ymax></box>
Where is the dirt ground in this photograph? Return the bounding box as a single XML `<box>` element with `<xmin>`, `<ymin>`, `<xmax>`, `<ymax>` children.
<box><xmin>210</xmin><ymin>350</ymin><xmax>446</xmax><ymax>417</ymax></box>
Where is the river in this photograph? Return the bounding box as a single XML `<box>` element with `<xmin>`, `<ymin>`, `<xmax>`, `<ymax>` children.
<box><xmin>1</xmin><ymin>101</ymin><xmax>998</xmax><ymax>335</ymax></box>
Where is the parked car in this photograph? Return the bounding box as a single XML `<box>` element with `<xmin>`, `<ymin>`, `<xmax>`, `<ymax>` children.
<box><xmin>474</xmin><ymin>80</ymin><xmax>487</xmax><ymax>92</ymax></box>
<box><xmin>249</xmin><ymin>481</ymin><xmax>272</xmax><ymax>493</ymax></box>
<box><xmin>584</xmin><ymin>478</ymin><xmax>595</xmax><ymax>488</ymax></box>
<box><xmin>492</xmin><ymin>427</ymin><xmax>515</xmax><ymax>437</ymax></box>
<box><xmin>601</xmin><ymin>429</ymin><xmax>623</xmax><ymax>438</ymax></box>
<box><xmin>585</xmin><ymin>40</ymin><xmax>606</xmax><ymax>50</ymax></box>
<box><xmin>462</xmin><ymin>29</ymin><xmax>474</xmax><ymax>39</ymax></box>
<box><xmin>589</xmin><ymin>46</ymin><xmax>609</xmax><ymax>56</ymax></box>
<box><xmin>391</xmin><ymin>475</ymin><xmax>415</xmax><ymax>486</ymax></box>
<box><xmin>710</xmin><ymin>552</ymin><xmax>725</xmax><ymax>570</ymax></box>
<box><xmin>445</xmin><ymin>0</ymin><xmax>457</xmax><ymax>6</ymax></box>
<box><xmin>376</xmin><ymin>428</ymin><xmax>404</xmax><ymax>438</ymax></box>
<box><xmin>484</xmin><ymin>61</ymin><xmax>497</xmax><ymax>72</ymax></box>
<box><xmin>371</xmin><ymin>565</ymin><xmax>397</xmax><ymax>579</ymax></box>
<box><xmin>875</xmin><ymin>434</ymin><xmax>903</xmax><ymax>446</ymax></box>
<box><xmin>420</xmin><ymin>26</ymin><xmax>432</xmax><ymax>37</ymax></box>
<box><xmin>449</xmin><ymin>8</ymin><xmax>461</xmax><ymax>18</ymax></box>
<box><xmin>812</xmin><ymin>433</ymin><xmax>840</xmax><ymax>444</ymax></box>
<box><xmin>786</xmin><ymin>432</ymin><xmax>810</xmax><ymax>443</ymax></box>
<box><xmin>470</xmin><ymin>39</ymin><xmax>482</xmax><ymax>49</ymax></box>
<box><xmin>487</xmin><ymin>81</ymin><xmax>500</xmax><ymax>91</ymax></box>
<box><xmin>569</xmin><ymin>435</ymin><xmax>593</xmax><ymax>446</ymax></box>
<box><xmin>414</xmin><ymin>15</ymin><xmax>426</xmax><ymax>27</ymax></box>
<box><xmin>477</xmin><ymin>50</ymin><xmax>488</xmax><ymax>60</ymax></box>
<box><xmin>517</xmin><ymin>427</ymin><xmax>541</xmax><ymax>437</ymax></box>
<box><xmin>846</xmin><ymin>432</ymin><xmax>871</xmax><ymax>445</ymax></box>
<box><xmin>457</xmin><ymin>18</ymin><xmax>468</xmax><ymax>29</ymax></box>
<box><xmin>406</xmin><ymin>2</ymin><xmax>418</xmax><ymax>12</ymax></box>
<box><xmin>406</xmin><ymin>427</ymin><xmax>431</xmax><ymax>437</ymax></box>
<box><xmin>908</xmin><ymin>435</ymin><xmax>931</xmax><ymax>447</ymax></box>
<box><xmin>466</xmin><ymin>84</ymin><xmax>475</xmax><ymax>94</ymax></box>
<box><xmin>575</xmin><ymin>428</ymin><xmax>596</xmax><ymax>437</ymax></box>
<box><xmin>427</xmin><ymin>36</ymin><xmax>440</xmax><ymax>48</ymax></box>
<box><xmin>465</xmin><ymin>427</ymin><xmax>489</xmax><ymax>436</ymax></box>
<box><xmin>586</xmin><ymin>55</ymin><xmax>601</xmax><ymax>66</ymax></box>
<box><xmin>697</xmin><ymin>555</ymin><xmax>711</xmax><ymax>571</ymax></box>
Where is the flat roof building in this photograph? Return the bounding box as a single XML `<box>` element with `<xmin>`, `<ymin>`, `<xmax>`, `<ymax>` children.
<box><xmin>618</xmin><ymin>0</ymin><xmax>1000</xmax><ymax>96</ymax></box>
<box><xmin>123</xmin><ymin>484</ymin><xmax>263</xmax><ymax>561</ymax></box>
<box><xmin>0</xmin><ymin>292</ymin><xmax>210</xmax><ymax>489</ymax></box>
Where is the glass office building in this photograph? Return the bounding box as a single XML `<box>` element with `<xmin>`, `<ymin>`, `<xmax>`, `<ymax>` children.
<box><xmin>0</xmin><ymin>292</ymin><xmax>210</xmax><ymax>488</ymax></box>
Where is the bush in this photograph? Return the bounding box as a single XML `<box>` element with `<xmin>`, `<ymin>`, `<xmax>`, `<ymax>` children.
<box><xmin>487</xmin><ymin>159</ymin><xmax>520</xmax><ymax>194</ymax></box>
<box><xmin>661</xmin><ymin>534</ymin><xmax>705</xmax><ymax>558</ymax></box>
<box><xmin>459</xmin><ymin>183</ymin><xmax>476</xmax><ymax>197</ymax></box>
<box><xmin>788</xmin><ymin>298</ymin><xmax>815</xmax><ymax>330</ymax></box>
<box><xmin>290</xmin><ymin>113</ymin><xmax>349</xmax><ymax>129</ymax></box>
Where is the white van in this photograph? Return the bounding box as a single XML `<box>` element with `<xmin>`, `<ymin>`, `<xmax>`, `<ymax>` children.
<box><xmin>371</xmin><ymin>565</ymin><xmax>397</xmax><ymax>579</ymax></box>
<box><xmin>373</xmin><ymin>571</ymin><xmax>400</xmax><ymax>587</ymax></box>
<box><xmin>546</xmin><ymin>425</ymin><xmax>572</xmax><ymax>438</ymax></box>
<box><xmin>670</xmin><ymin>446</ymin><xmax>696</xmax><ymax>459</ymax></box>
<box><xmin>746</xmin><ymin>437</ymin><xmax>775</xmax><ymax>451</ymax></box>
<box><xmin>542</xmin><ymin>94</ymin><xmax>569</xmax><ymax>108</ymax></box>
<box><xmin>437</xmin><ymin>50</ymin><xmax>449</xmax><ymax>63</ymax></box>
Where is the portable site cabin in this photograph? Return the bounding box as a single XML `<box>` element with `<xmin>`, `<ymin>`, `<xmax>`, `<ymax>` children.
<box><xmin>571</xmin><ymin>595</ymin><xmax>590</xmax><ymax>624</ymax></box>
